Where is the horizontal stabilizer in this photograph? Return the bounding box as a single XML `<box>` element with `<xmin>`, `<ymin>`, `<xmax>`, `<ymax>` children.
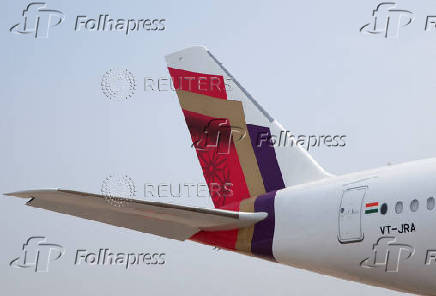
<box><xmin>4</xmin><ymin>189</ymin><xmax>267</xmax><ymax>241</ymax></box>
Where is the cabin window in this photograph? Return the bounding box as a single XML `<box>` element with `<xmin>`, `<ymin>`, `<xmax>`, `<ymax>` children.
<box><xmin>395</xmin><ymin>201</ymin><xmax>403</xmax><ymax>214</ymax></box>
<box><xmin>380</xmin><ymin>203</ymin><xmax>388</xmax><ymax>215</ymax></box>
<box><xmin>410</xmin><ymin>199</ymin><xmax>419</xmax><ymax>212</ymax></box>
<box><xmin>427</xmin><ymin>197</ymin><xmax>435</xmax><ymax>211</ymax></box>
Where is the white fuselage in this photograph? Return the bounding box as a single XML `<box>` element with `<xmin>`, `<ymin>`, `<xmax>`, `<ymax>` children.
<box><xmin>272</xmin><ymin>158</ymin><xmax>436</xmax><ymax>295</ymax></box>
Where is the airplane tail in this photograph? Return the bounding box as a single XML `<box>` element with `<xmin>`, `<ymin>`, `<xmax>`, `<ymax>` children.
<box><xmin>4</xmin><ymin>47</ymin><xmax>332</xmax><ymax>259</ymax></box>
<box><xmin>165</xmin><ymin>46</ymin><xmax>330</xmax><ymax>209</ymax></box>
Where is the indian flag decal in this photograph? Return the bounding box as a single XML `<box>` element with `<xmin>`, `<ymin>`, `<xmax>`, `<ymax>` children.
<box><xmin>365</xmin><ymin>202</ymin><xmax>379</xmax><ymax>214</ymax></box>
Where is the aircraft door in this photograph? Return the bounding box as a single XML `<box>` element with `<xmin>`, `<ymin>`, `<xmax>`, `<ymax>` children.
<box><xmin>338</xmin><ymin>187</ymin><xmax>366</xmax><ymax>243</ymax></box>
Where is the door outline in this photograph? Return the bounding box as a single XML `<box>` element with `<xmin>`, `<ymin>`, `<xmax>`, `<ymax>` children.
<box><xmin>338</xmin><ymin>186</ymin><xmax>367</xmax><ymax>244</ymax></box>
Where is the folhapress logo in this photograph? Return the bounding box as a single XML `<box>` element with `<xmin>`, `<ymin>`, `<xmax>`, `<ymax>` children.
<box><xmin>75</xmin><ymin>15</ymin><xmax>166</xmax><ymax>35</ymax></box>
<box><xmin>10</xmin><ymin>2</ymin><xmax>167</xmax><ymax>39</ymax></box>
<box><xmin>360</xmin><ymin>2</ymin><xmax>414</xmax><ymax>38</ymax></box>
<box><xmin>10</xmin><ymin>236</ymin><xmax>65</xmax><ymax>272</ymax></box>
<box><xmin>360</xmin><ymin>237</ymin><xmax>415</xmax><ymax>272</ymax></box>
<box><xmin>10</xmin><ymin>2</ymin><xmax>64</xmax><ymax>38</ymax></box>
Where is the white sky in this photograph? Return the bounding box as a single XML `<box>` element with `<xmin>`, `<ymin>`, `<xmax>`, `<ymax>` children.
<box><xmin>2</xmin><ymin>0</ymin><xmax>436</xmax><ymax>295</ymax></box>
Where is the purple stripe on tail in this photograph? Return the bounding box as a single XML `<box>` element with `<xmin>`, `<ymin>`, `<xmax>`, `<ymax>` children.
<box><xmin>251</xmin><ymin>190</ymin><xmax>276</xmax><ymax>260</ymax></box>
<box><xmin>246</xmin><ymin>124</ymin><xmax>285</xmax><ymax>192</ymax></box>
